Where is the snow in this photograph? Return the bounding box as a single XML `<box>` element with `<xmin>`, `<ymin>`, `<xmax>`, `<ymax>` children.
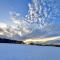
<box><xmin>0</xmin><ymin>44</ymin><xmax>60</xmax><ymax>60</ymax></box>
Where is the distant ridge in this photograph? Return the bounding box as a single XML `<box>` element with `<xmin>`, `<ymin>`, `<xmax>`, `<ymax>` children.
<box><xmin>0</xmin><ymin>38</ymin><xmax>24</xmax><ymax>44</ymax></box>
<box><xmin>0</xmin><ymin>38</ymin><xmax>60</xmax><ymax>47</ymax></box>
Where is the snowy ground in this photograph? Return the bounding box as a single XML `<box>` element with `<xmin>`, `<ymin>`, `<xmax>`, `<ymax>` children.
<box><xmin>0</xmin><ymin>43</ymin><xmax>60</xmax><ymax>60</ymax></box>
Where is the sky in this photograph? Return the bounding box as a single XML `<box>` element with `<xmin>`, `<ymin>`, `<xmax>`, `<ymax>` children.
<box><xmin>0</xmin><ymin>1</ymin><xmax>60</xmax><ymax>60</ymax></box>
<box><xmin>0</xmin><ymin>0</ymin><xmax>30</xmax><ymax>23</ymax></box>
<box><xmin>0</xmin><ymin>0</ymin><xmax>60</xmax><ymax>40</ymax></box>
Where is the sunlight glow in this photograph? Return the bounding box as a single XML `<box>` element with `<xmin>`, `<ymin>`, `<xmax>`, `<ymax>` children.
<box><xmin>23</xmin><ymin>36</ymin><xmax>60</xmax><ymax>44</ymax></box>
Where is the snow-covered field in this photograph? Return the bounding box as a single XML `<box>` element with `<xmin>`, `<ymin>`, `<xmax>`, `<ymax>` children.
<box><xmin>0</xmin><ymin>43</ymin><xmax>60</xmax><ymax>60</ymax></box>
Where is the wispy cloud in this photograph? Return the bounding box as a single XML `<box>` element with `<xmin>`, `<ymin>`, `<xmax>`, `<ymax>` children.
<box><xmin>23</xmin><ymin>36</ymin><xmax>60</xmax><ymax>44</ymax></box>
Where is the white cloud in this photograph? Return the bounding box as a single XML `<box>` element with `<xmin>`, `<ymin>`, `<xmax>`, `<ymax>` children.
<box><xmin>0</xmin><ymin>0</ymin><xmax>58</xmax><ymax>40</ymax></box>
<box><xmin>10</xmin><ymin>12</ymin><xmax>32</xmax><ymax>35</ymax></box>
<box><xmin>0</xmin><ymin>12</ymin><xmax>32</xmax><ymax>38</ymax></box>
<box><xmin>23</xmin><ymin>36</ymin><xmax>60</xmax><ymax>44</ymax></box>
<box><xmin>0</xmin><ymin>22</ymin><xmax>7</xmax><ymax>29</ymax></box>
<box><xmin>0</xmin><ymin>32</ymin><xmax>4</xmax><ymax>35</ymax></box>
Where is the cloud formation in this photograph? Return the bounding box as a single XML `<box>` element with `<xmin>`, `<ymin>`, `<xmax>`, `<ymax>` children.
<box><xmin>0</xmin><ymin>0</ymin><xmax>59</xmax><ymax>40</ymax></box>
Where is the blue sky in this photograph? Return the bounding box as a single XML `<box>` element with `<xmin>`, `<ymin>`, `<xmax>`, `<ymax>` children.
<box><xmin>0</xmin><ymin>0</ymin><xmax>60</xmax><ymax>39</ymax></box>
<box><xmin>0</xmin><ymin>0</ymin><xmax>31</xmax><ymax>23</ymax></box>
<box><xmin>0</xmin><ymin>0</ymin><xmax>60</xmax><ymax>23</ymax></box>
<box><xmin>0</xmin><ymin>0</ymin><xmax>59</xmax><ymax>22</ymax></box>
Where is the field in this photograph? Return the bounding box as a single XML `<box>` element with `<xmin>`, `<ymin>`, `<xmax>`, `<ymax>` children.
<box><xmin>0</xmin><ymin>43</ymin><xmax>60</xmax><ymax>60</ymax></box>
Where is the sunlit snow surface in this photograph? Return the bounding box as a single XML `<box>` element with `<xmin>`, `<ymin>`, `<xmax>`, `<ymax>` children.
<box><xmin>0</xmin><ymin>44</ymin><xmax>60</xmax><ymax>60</ymax></box>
